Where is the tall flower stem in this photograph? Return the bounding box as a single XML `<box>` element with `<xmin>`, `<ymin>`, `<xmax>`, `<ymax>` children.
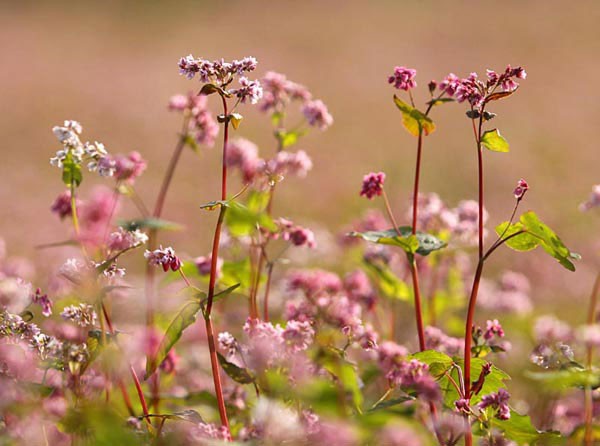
<box><xmin>463</xmin><ymin>109</ymin><xmax>485</xmax><ymax>446</ymax></box>
<box><xmin>584</xmin><ymin>272</ymin><xmax>600</xmax><ymax>446</ymax></box>
<box><xmin>202</xmin><ymin>94</ymin><xmax>231</xmax><ymax>433</ymax></box>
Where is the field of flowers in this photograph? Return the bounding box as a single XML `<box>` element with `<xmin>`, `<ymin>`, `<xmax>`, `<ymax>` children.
<box><xmin>2</xmin><ymin>3</ymin><xmax>600</xmax><ymax>446</ymax></box>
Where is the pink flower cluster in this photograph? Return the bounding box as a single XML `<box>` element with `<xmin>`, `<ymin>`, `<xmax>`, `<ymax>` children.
<box><xmin>144</xmin><ymin>246</ymin><xmax>182</xmax><ymax>272</ymax></box>
<box><xmin>273</xmin><ymin>218</ymin><xmax>316</xmax><ymax>248</ymax></box>
<box><xmin>168</xmin><ymin>92</ymin><xmax>219</xmax><ymax>147</ymax></box>
<box><xmin>424</xmin><ymin>326</ymin><xmax>463</xmax><ymax>355</ymax></box>
<box><xmin>360</xmin><ymin>172</ymin><xmax>386</xmax><ymax>199</ymax></box>
<box><xmin>388</xmin><ymin>66</ymin><xmax>417</xmax><ymax>91</ymax></box>
<box><xmin>50</xmin><ymin>191</ymin><xmax>79</xmax><ymax>220</ymax></box>
<box><xmin>479</xmin><ymin>271</ymin><xmax>532</xmax><ymax>315</ymax></box>
<box><xmin>479</xmin><ymin>388</ymin><xmax>511</xmax><ymax>420</ymax></box>
<box><xmin>384</xmin><ymin>358</ymin><xmax>441</xmax><ymax>402</ymax></box>
<box><xmin>259</xmin><ymin>71</ymin><xmax>312</xmax><ymax>113</ymax></box>
<box><xmin>302</xmin><ymin>99</ymin><xmax>333</xmax><ymax>131</ymax></box>
<box><xmin>107</xmin><ymin>228</ymin><xmax>148</xmax><ymax>251</ymax></box>
<box><xmin>178</xmin><ymin>55</ymin><xmax>257</xmax><ymax>83</ymax></box>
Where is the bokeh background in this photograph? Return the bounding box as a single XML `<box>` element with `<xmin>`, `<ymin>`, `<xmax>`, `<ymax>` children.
<box><xmin>1</xmin><ymin>0</ymin><xmax>600</xmax><ymax>313</ymax></box>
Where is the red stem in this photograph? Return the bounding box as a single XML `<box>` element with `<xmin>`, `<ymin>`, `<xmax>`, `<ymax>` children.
<box><xmin>263</xmin><ymin>262</ymin><xmax>274</xmax><ymax>322</ymax></box>
<box><xmin>202</xmin><ymin>95</ymin><xmax>231</xmax><ymax>434</ymax></box>
<box><xmin>411</xmin><ymin>260</ymin><xmax>426</xmax><ymax>351</ymax></box>
<box><xmin>412</xmin><ymin>131</ymin><xmax>423</xmax><ymax>236</ymax></box>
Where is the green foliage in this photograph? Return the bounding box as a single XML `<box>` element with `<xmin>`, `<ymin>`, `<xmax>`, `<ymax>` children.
<box><xmin>410</xmin><ymin>350</ymin><xmax>454</xmax><ymax>378</ymax></box>
<box><xmin>481</xmin><ymin>129</ymin><xmax>509</xmax><ymax>152</ymax></box>
<box><xmin>60</xmin><ymin>404</ymin><xmax>141</xmax><ymax>444</ymax></box>
<box><xmin>426</xmin><ymin>97</ymin><xmax>454</xmax><ymax>107</ymax></box>
<box><xmin>217</xmin><ymin>352</ymin><xmax>254</xmax><ymax>384</ymax></box>
<box><xmin>225</xmin><ymin>201</ymin><xmax>277</xmax><ymax>237</ymax></box>
<box><xmin>145</xmin><ymin>301</ymin><xmax>202</xmax><ymax>379</ymax></box>
<box><xmin>221</xmin><ymin>258</ymin><xmax>254</xmax><ymax>291</ymax></box>
<box><xmin>393</xmin><ymin>95</ymin><xmax>436</xmax><ymax>137</ymax></box>
<box><xmin>486</xmin><ymin>410</ymin><xmax>563</xmax><ymax>445</ymax></box>
<box><xmin>525</xmin><ymin>368</ymin><xmax>600</xmax><ymax>390</ymax></box>
<box><xmin>246</xmin><ymin>190</ymin><xmax>271</xmax><ymax>213</ymax></box>
<box><xmin>495</xmin><ymin>211</ymin><xmax>580</xmax><ymax>271</ymax></box>
<box><xmin>119</xmin><ymin>217</ymin><xmax>182</xmax><ymax>232</ymax></box>
<box><xmin>349</xmin><ymin>227</ymin><xmax>446</xmax><ymax>256</ymax></box>
<box><xmin>364</xmin><ymin>261</ymin><xmax>410</xmax><ymax>301</ymax></box>
<box><xmin>62</xmin><ymin>153</ymin><xmax>82</xmax><ymax>187</ymax></box>
<box><xmin>275</xmin><ymin>129</ymin><xmax>306</xmax><ymax>148</ymax></box>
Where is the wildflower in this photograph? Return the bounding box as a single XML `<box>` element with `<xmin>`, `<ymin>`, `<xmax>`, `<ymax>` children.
<box><xmin>0</xmin><ymin>278</ymin><xmax>32</xmax><ymax>314</ymax></box>
<box><xmin>282</xmin><ymin>319</ymin><xmax>314</xmax><ymax>352</ymax></box>
<box><xmin>478</xmin><ymin>272</ymin><xmax>533</xmax><ymax>315</ymax></box>
<box><xmin>60</xmin><ymin>304</ymin><xmax>97</xmax><ymax>327</ymax></box>
<box><xmin>577</xmin><ymin>324</ymin><xmax>600</xmax><ymax>348</ymax></box>
<box><xmin>439</xmin><ymin>73</ymin><xmax>461</xmax><ymax>96</ymax></box>
<box><xmin>513</xmin><ymin>178</ymin><xmax>529</xmax><ymax>199</ymax></box>
<box><xmin>579</xmin><ymin>184</ymin><xmax>600</xmax><ymax>211</ymax></box>
<box><xmin>107</xmin><ymin>228</ymin><xmax>148</xmax><ymax>251</ymax></box>
<box><xmin>388</xmin><ymin>66</ymin><xmax>417</xmax><ymax>91</ymax></box>
<box><xmin>85</xmin><ymin>142</ymin><xmax>115</xmax><ymax>177</ymax></box>
<box><xmin>265</xmin><ymin>150</ymin><xmax>313</xmax><ymax>179</ymax></box>
<box><xmin>218</xmin><ymin>332</ymin><xmax>238</xmax><ymax>357</ymax></box>
<box><xmin>407</xmin><ymin>192</ymin><xmax>448</xmax><ymax>231</ymax></box>
<box><xmin>344</xmin><ymin>269</ymin><xmax>376</xmax><ymax>309</ymax></box>
<box><xmin>360</xmin><ymin>172</ymin><xmax>385</xmax><ymax>199</ymax></box>
<box><xmin>533</xmin><ymin>315</ymin><xmax>572</xmax><ymax>343</ymax></box>
<box><xmin>259</xmin><ymin>71</ymin><xmax>312</xmax><ymax>113</ymax></box>
<box><xmin>194</xmin><ymin>254</ymin><xmax>223</xmax><ymax>278</ymax></box>
<box><xmin>189</xmin><ymin>422</ymin><xmax>231</xmax><ymax>442</ymax></box>
<box><xmin>177</xmin><ymin>54</ymin><xmax>257</xmax><ymax>87</ymax></box>
<box><xmin>302</xmin><ymin>99</ymin><xmax>333</xmax><ymax>130</ymax></box>
<box><xmin>484</xmin><ymin>319</ymin><xmax>505</xmax><ymax>340</ymax></box>
<box><xmin>31</xmin><ymin>288</ymin><xmax>52</xmax><ymax>317</ymax></box>
<box><xmin>275</xmin><ymin>219</ymin><xmax>316</xmax><ymax>248</ymax></box>
<box><xmin>58</xmin><ymin>258</ymin><xmax>87</xmax><ymax>281</ymax></box>
<box><xmin>50</xmin><ymin>191</ymin><xmax>77</xmax><ymax>220</ymax></box>
<box><xmin>479</xmin><ymin>388</ymin><xmax>511</xmax><ymax>420</ymax></box>
<box><xmin>225</xmin><ymin>138</ymin><xmax>262</xmax><ymax>183</ymax></box>
<box><xmin>425</xmin><ymin>326</ymin><xmax>463</xmax><ymax>355</ymax></box>
<box><xmin>113</xmin><ymin>151</ymin><xmax>147</xmax><ymax>183</ymax></box>
<box><xmin>144</xmin><ymin>246</ymin><xmax>182</xmax><ymax>272</ymax></box>
<box><xmin>386</xmin><ymin>359</ymin><xmax>441</xmax><ymax>402</ymax></box>
<box><xmin>230</xmin><ymin>76</ymin><xmax>263</xmax><ymax>104</ymax></box>
<box><xmin>78</xmin><ymin>187</ymin><xmax>120</xmax><ymax>247</ymax></box>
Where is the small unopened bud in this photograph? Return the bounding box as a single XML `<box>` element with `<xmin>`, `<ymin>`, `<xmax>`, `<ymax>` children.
<box><xmin>513</xmin><ymin>178</ymin><xmax>529</xmax><ymax>200</ymax></box>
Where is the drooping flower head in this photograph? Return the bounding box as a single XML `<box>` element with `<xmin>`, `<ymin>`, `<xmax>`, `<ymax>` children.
<box><xmin>144</xmin><ymin>246</ymin><xmax>182</xmax><ymax>272</ymax></box>
<box><xmin>513</xmin><ymin>178</ymin><xmax>529</xmax><ymax>200</ymax></box>
<box><xmin>360</xmin><ymin>172</ymin><xmax>386</xmax><ymax>199</ymax></box>
<box><xmin>302</xmin><ymin>99</ymin><xmax>333</xmax><ymax>131</ymax></box>
<box><xmin>168</xmin><ymin>92</ymin><xmax>219</xmax><ymax>147</ymax></box>
<box><xmin>388</xmin><ymin>66</ymin><xmax>417</xmax><ymax>91</ymax></box>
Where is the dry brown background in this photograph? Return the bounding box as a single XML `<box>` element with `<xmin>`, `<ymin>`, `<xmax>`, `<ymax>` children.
<box><xmin>1</xmin><ymin>1</ymin><xmax>599</xmax><ymax>311</ymax></box>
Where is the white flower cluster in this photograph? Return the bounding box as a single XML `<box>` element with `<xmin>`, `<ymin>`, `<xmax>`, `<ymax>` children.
<box><xmin>50</xmin><ymin>120</ymin><xmax>115</xmax><ymax>178</ymax></box>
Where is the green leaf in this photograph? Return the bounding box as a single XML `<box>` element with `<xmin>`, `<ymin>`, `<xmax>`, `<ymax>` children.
<box><xmin>217</xmin><ymin>352</ymin><xmax>254</xmax><ymax>384</ymax></box>
<box><xmin>225</xmin><ymin>201</ymin><xmax>277</xmax><ymax>237</ymax></box>
<box><xmin>200</xmin><ymin>283</ymin><xmax>240</xmax><ymax>316</ymax></box>
<box><xmin>144</xmin><ymin>409</ymin><xmax>204</xmax><ymax>424</ymax></box>
<box><xmin>246</xmin><ymin>190</ymin><xmax>270</xmax><ymax>213</ymax></box>
<box><xmin>276</xmin><ymin>129</ymin><xmax>306</xmax><ymax>148</ymax></box>
<box><xmin>410</xmin><ymin>350</ymin><xmax>454</xmax><ymax>379</ymax></box>
<box><xmin>349</xmin><ymin>227</ymin><xmax>446</xmax><ymax>256</ymax></box>
<box><xmin>519</xmin><ymin>211</ymin><xmax>579</xmax><ymax>271</ymax></box>
<box><xmin>393</xmin><ymin>95</ymin><xmax>436</xmax><ymax>137</ymax></box>
<box><xmin>489</xmin><ymin>410</ymin><xmax>562</xmax><ymax>445</ymax></box>
<box><xmin>119</xmin><ymin>217</ymin><xmax>182</xmax><ymax>232</ymax></box>
<box><xmin>368</xmin><ymin>396</ymin><xmax>414</xmax><ymax>412</ymax></box>
<box><xmin>183</xmin><ymin>134</ymin><xmax>199</xmax><ymax>152</ymax></box>
<box><xmin>495</xmin><ymin>222</ymin><xmax>539</xmax><ymax>252</ymax></box>
<box><xmin>323</xmin><ymin>359</ymin><xmax>364</xmax><ymax>412</ymax></box>
<box><xmin>481</xmin><ymin>129</ymin><xmax>509</xmax><ymax>152</ymax></box>
<box><xmin>426</xmin><ymin>97</ymin><xmax>454</xmax><ymax>107</ymax></box>
<box><xmin>199</xmin><ymin>83</ymin><xmax>231</xmax><ymax>98</ymax></box>
<box><xmin>145</xmin><ymin>301</ymin><xmax>202</xmax><ymax>379</ymax></box>
<box><xmin>525</xmin><ymin>368</ymin><xmax>600</xmax><ymax>390</ymax></box>
<box><xmin>221</xmin><ymin>258</ymin><xmax>254</xmax><ymax>291</ymax></box>
<box><xmin>199</xmin><ymin>200</ymin><xmax>228</xmax><ymax>211</ymax></box>
<box><xmin>364</xmin><ymin>262</ymin><xmax>410</xmax><ymax>301</ymax></box>
<box><xmin>62</xmin><ymin>154</ymin><xmax>82</xmax><ymax>187</ymax></box>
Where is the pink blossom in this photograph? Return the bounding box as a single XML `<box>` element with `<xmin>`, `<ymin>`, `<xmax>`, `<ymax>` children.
<box><xmin>144</xmin><ymin>246</ymin><xmax>182</xmax><ymax>272</ymax></box>
<box><xmin>168</xmin><ymin>92</ymin><xmax>219</xmax><ymax>147</ymax></box>
<box><xmin>194</xmin><ymin>254</ymin><xmax>223</xmax><ymax>277</ymax></box>
<box><xmin>360</xmin><ymin>172</ymin><xmax>386</xmax><ymax>199</ymax></box>
<box><xmin>479</xmin><ymin>388</ymin><xmax>511</xmax><ymax>420</ymax></box>
<box><xmin>265</xmin><ymin>150</ymin><xmax>313</xmax><ymax>178</ymax></box>
<box><xmin>579</xmin><ymin>184</ymin><xmax>600</xmax><ymax>211</ymax></box>
<box><xmin>302</xmin><ymin>99</ymin><xmax>333</xmax><ymax>130</ymax></box>
<box><xmin>31</xmin><ymin>288</ymin><xmax>52</xmax><ymax>317</ymax></box>
<box><xmin>424</xmin><ymin>326</ymin><xmax>463</xmax><ymax>355</ymax></box>
<box><xmin>113</xmin><ymin>151</ymin><xmax>147</xmax><ymax>183</ymax></box>
<box><xmin>225</xmin><ymin>138</ymin><xmax>262</xmax><ymax>183</ymax></box>
<box><xmin>282</xmin><ymin>319</ymin><xmax>314</xmax><ymax>352</ymax></box>
<box><xmin>484</xmin><ymin>319</ymin><xmax>505</xmax><ymax>340</ymax></box>
<box><xmin>513</xmin><ymin>178</ymin><xmax>529</xmax><ymax>199</ymax></box>
<box><xmin>50</xmin><ymin>191</ymin><xmax>78</xmax><ymax>220</ymax></box>
<box><xmin>388</xmin><ymin>66</ymin><xmax>417</xmax><ymax>91</ymax></box>
<box><xmin>534</xmin><ymin>315</ymin><xmax>573</xmax><ymax>343</ymax></box>
<box><xmin>78</xmin><ymin>187</ymin><xmax>120</xmax><ymax>247</ymax></box>
<box><xmin>230</xmin><ymin>77</ymin><xmax>263</xmax><ymax>104</ymax></box>
<box><xmin>259</xmin><ymin>71</ymin><xmax>312</xmax><ymax>113</ymax></box>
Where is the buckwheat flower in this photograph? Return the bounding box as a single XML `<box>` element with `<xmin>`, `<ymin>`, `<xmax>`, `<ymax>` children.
<box><xmin>302</xmin><ymin>99</ymin><xmax>333</xmax><ymax>131</ymax></box>
<box><xmin>225</xmin><ymin>138</ymin><xmax>262</xmax><ymax>183</ymax></box>
<box><xmin>513</xmin><ymin>178</ymin><xmax>529</xmax><ymax>199</ymax></box>
<box><xmin>344</xmin><ymin>269</ymin><xmax>376</xmax><ymax>309</ymax></box>
<box><xmin>58</xmin><ymin>258</ymin><xmax>86</xmax><ymax>281</ymax></box>
<box><xmin>534</xmin><ymin>315</ymin><xmax>573</xmax><ymax>343</ymax></box>
<box><xmin>252</xmin><ymin>397</ymin><xmax>303</xmax><ymax>443</ymax></box>
<box><xmin>388</xmin><ymin>66</ymin><xmax>417</xmax><ymax>91</ymax></box>
<box><xmin>579</xmin><ymin>184</ymin><xmax>600</xmax><ymax>211</ymax></box>
<box><xmin>178</xmin><ymin>54</ymin><xmax>201</xmax><ymax>79</ymax></box>
<box><xmin>218</xmin><ymin>331</ymin><xmax>238</xmax><ymax>357</ymax></box>
<box><xmin>107</xmin><ymin>228</ymin><xmax>148</xmax><ymax>251</ymax></box>
<box><xmin>145</xmin><ymin>246</ymin><xmax>182</xmax><ymax>272</ymax></box>
<box><xmin>168</xmin><ymin>94</ymin><xmax>188</xmax><ymax>111</ymax></box>
<box><xmin>479</xmin><ymin>272</ymin><xmax>533</xmax><ymax>315</ymax></box>
<box><xmin>231</xmin><ymin>76</ymin><xmax>263</xmax><ymax>104</ymax></box>
<box><xmin>425</xmin><ymin>326</ymin><xmax>463</xmax><ymax>355</ymax></box>
<box><xmin>101</xmin><ymin>263</ymin><xmax>126</xmax><ymax>279</ymax></box>
<box><xmin>376</xmin><ymin>341</ymin><xmax>408</xmax><ymax>373</ymax></box>
<box><xmin>189</xmin><ymin>422</ymin><xmax>231</xmax><ymax>442</ymax></box>
<box><xmin>0</xmin><ymin>278</ymin><xmax>32</xmax><ymax>314</ymax></box>
<box><xmin>484</xmin><ymin>319</ymin><xmax>505</xmax><ymax>340</ymax></box>
<box><xmin>286</xmin><ymin>268</ymin><xmax>343</xmax><ymax>297</ymax></box>
<box><xmin>113</xmin><ymin>151</ymin><xmax>147</xmax><ymax>183</ymax></box>
<box><xmin>60</xmin><ymin>303</ymin><xmax>97</xmax><ymax>327</ymax></box>
<box><xmin>266</xmin><ymin>150</ymin><xmax>313</xmax><ymax>179</ymax></box>
<box><xmin>386</xmin><ymin>359</ymin><xmax>441</xmax><ymax>402</ymax></box>
<box><xmin>50</xmin><ymin>190</ymin><xmax>78</xmax><ymax>220</ymax></box>
<box><xmin>407</xmin><ymin>192</ymin><xmax>448</xmax><ymax>231</ymax></box>
<box><xmin>232</xmin><ymin>56</ymin><xmax>258</xmax><ymax>74</ymax></box>
<box><xmin>360</xmin><ymin>172</ymin><xmax>386</xmax><ymax>199</ymax></box>
<box><xmin>31</xmin><ymin>288</ymin><xmax>52</xmax><ymax>317</ymax></box>
<box><xmin>577</xmin><ymin>324</ymin><xmax>600</xmax><ymax>348</ymax></box>
<box><xmin>283</xmin><ymin>319</ymin><xmax>315</xmax><ymax>352</ymax></box>
<box><xmin>259</xmin><ymin>71</ymin><xmax>312</xmax><ymax>113</ymax></box>
<box><xmin>479</xmin><ymin>388</ymin><xmax>511</xmax><ymax>420</ymax></box>
<box><xmin>377</xmin><ymin>425</ymin><xmax>422</xmax><ymax>446</ymax></box>
<box><xmin>439</xmin><ymin>73</ymin><xmax>460</xmax><ymax>96</ymax></box>
<box><xmin>455</xmin><ymin>73</ymin><xmax>485</xmax><ymax>108</ymax></box>
<box><xmin>194</xmin><ymin>254</ymin><xmax>223</xmax><ymax>278</ymax></box>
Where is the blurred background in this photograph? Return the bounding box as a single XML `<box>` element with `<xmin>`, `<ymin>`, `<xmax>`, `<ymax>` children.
<box><xmin>1</xmin><ymin>0</ymin><xmax>600</xmax><ymax>313</ymax></box>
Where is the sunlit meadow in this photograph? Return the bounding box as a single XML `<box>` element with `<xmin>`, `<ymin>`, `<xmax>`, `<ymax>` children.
<box><xmin>1</xmin><ymin>3</ymin><xmax>600</xmax><ymax>445</ymax></box>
